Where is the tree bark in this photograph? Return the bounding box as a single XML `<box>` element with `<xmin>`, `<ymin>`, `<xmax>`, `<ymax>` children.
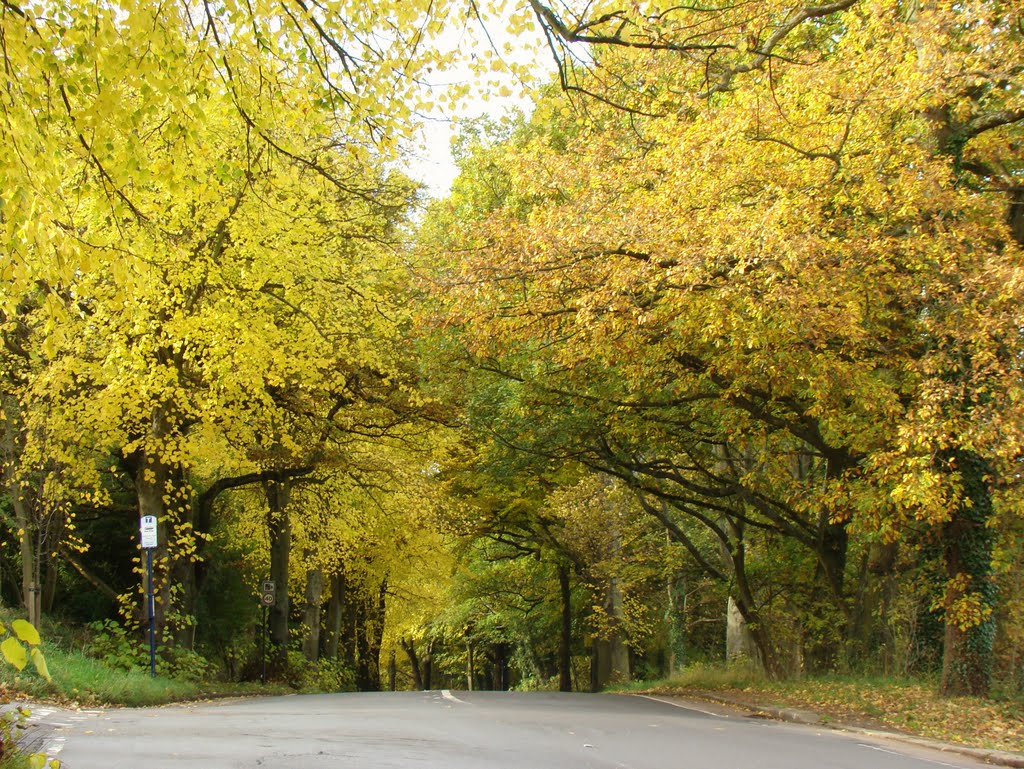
<box><xmin>422</xmin><ymin>640</ymin><xmax>433</xmax><ymax>690</ymax></box>
<box><xmin>401</xmin><ymin>639</ymin><xmax>423</xmax><ymax>689</ymax></box>
<box><xmin>11</xmin><ymin>486</ymin><xmax>40</xmax><ymax>627</ymax></box>
<box><xmin>168</xmin><ymin>466</ymin><xmax>197</xmax><ymax>650</ymax></box>
<box><xmin>355</xmin><ymin>581</ymin><xmax>386</xmax><ymax>691</ymax></box>
<box><xmin>134</xmin><ymin>419</ymin><xmax>172</xmax><ymax>644</ymax></box>
<box><xmin>60</xmin><ymin>545</ymin><xmax>120</xmax><ymax>604</ymax></box>
<box><xmin>492</xmin><ymin>642</ymin><xmax>509</xmax><ymax>691</ymax></box>
<box><xmin>1</xmin><ymin>394</ymin><xmax>39</xmax><ymax>627</ymax></box>
<box><xmin>590</xmin><ymin>574</ymin><xmax>631</xmax><ymax>691</ymax></box>
<box><xmin>940</xmin><ymin>451</ymin><xmax>996</xmax><ymax>696</ymax></box>
<box><xmin>557</xmin><ymin>564</ymin><xmax>573</xmax><ymax>692</ymax></box>
<box><xmin>665</xmin><ymin>569</ymin><xmax>687</xmax><ymax>674</ymax></box>
<box><xmin>341</xmin><ymin>582</ymin><xmax>357</xmax><ymax>671</ymax></box>
<box><xmin>322</xmin><ymin>571</ymin><xmax>345</xmax><ymax>661</ymax></box>
<box><xmin>721</xmin><ymin>518</ymin><xmax>772</xmax><ymax>674</ymax></box>
<box><xmin>302</xmin><ymin>564</ymin><xmax>324</xmax><ymax>663</ymax></box>
<box><xmin>41</xmin><ymin>555</ymin><xmax>58</xmax><ymax>614</ymax></box>
<box><xmin>265</xmin><ymin>477</ymin><xmax>292</xmax><ymax>663</ymax></box>
<box><xmin>726</xmin><ymin>596</ymin><xmax>758</xmax><ymax>663</ymax></box>
<box><xmin>607</xmin><ymin>575</ymin><xmax>631</xmax><ymax>684</ymax></box>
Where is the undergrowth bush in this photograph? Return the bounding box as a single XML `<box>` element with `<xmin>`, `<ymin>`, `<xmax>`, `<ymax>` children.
<box><xmin>512</xmin><ymin>675</ymin><xmax>559</xmax><ymax>692</ymax></box>
<box><xmin>277</xmin><ymin>651</ymin><xmax>355</xmax><ymax>691</ymax></box>
<box><xmin>303</xmin><ymin>658</ymin><xmax>355</xmax><ymax>692</ymax></box>
<box><xmin>84</xmin><ymin>620</ymin><xmax>214</xmax><ymax>681</ymax></box>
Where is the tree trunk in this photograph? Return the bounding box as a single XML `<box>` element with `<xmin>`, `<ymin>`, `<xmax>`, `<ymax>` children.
<box><xmin>169</xmin><ymin>559</ymin><xmax>197</xmax><ymax>650</ymax></box>
<box><xmin>135</xmin><ymin>436</ymin><xmax>172</xmax><ymax>644</ymax></box>
<box><xmin>723</xmin><ymin>519</ymin><xmax>772</xmax><ymax>674</ymax></box>
<box><xmin>726</xmin><ymin>596</ymin><xmax>758</xmax><ymax>663</ymax></box>
<box><xmin>11</xmin><ymin>488</ymin><xmax>40</xmax><ymax>628</ymax></box>
<box><xmin>302</xmin><ymin>564</ymin><xmax>324</xmax><ymax>663</ymax></box>
<box><xmin>60</xmin><ymin>546</ymin><xmax>120</xmax><ymax>604</ymax></box>
<box><xmin>367</xmin><ymin>581</ymin><xmax>387</xmax><ymax>689</ymax></box>
<box><xmin>557</xmin><ymin>564</ymin><xmax>573</xmax><ymax>692</ymax></box>
<box><xmin>168</xmin><ymin>464</ymin><xmax>198</xmax><ymax>650</ymax></box>
<box><xmin>590</xmin><ymin>574</ymin><xmax>631</xmax><ymax>691</ymax></box>
<box><xmin>401</xmin><ymin>639</ymin><xmax>423</xmax><ymax>690</ymax></box>
<box><xmin>607</xmin><ymin>575</ymin><xmax>631</xmax><ymax>684</ymax></box>
<box><xmin>422</xmin><ymin>640</ymin><xmax>433</xmax><ymax>690</ymax></box>
<box><xmin>804</xmin><ymin>452</ymin><xmax>854</xmax><ymax>673</ymax></box>
<box><xmin>940</xmin><ymin>451</ymin><xmax>996</xmax><ymax>696</ymax></box>
<box><xmin>665</xmin><ymin>569</ymin><xmax>687</xmax><ymax>674</ymax></box>
<box><xmin>355</xmin><ymin>580</ymin><xmax>386</xmax><ymax>691</ymax></box>
<box><xmin>265</xmin><ymin>477</ymin><xmax>292</xmax><ymax>663</ymax></box>
<box><xmin>322</xmin><ymin>571</ymin><xmax>345</xmax><ymax>661</ymax></box>
<box><xmin>492</xmin><ymin>642</ymin><xmax>509</xmax><ymax>691</ymax></box>
<box><xmin>731</xmin><ymin>568</ymin><xmax>772</xmax><ymax>674</ymax></box>
<box><xmin>341</xmin><ymin>583</ymin><xmax>357</xmax><ymax>672</ymax></box>
<box><xmin>1</xmin><ymin>395</ymin><xmax>39</xmax><ymax>627</ymax></box>
<box><xmin>41</xmin><ymin>556</ymin><xmax>58</xmax><ymax>614</ymax></box>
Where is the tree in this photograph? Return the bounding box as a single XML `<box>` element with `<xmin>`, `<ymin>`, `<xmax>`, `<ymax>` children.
<box><xmin>0</xmin><ymin>0</ymin><xmax>468</xmax><ymax>659</ymax></box>
<box><xmin>425</xmin><ymin>1</ymin><xmax>1024</xmax><ymax>694</ymax></box>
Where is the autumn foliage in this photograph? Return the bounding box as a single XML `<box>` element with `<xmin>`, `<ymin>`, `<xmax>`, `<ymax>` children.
<box><xmin>422</xmin><ymin>0</ymin><xmax>1024</xmax><ymax>696</ymax></box>
<box><xmin>1</xmin><ymin>0</ymin><xmax>1023</xmax><ymax>704</ymax></box>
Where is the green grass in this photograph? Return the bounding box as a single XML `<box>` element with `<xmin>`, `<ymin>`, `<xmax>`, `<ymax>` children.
<box><xmin>6</xmin><ymin>645</ymin><xmax>202</xmax><ymax>706</ymax></box>
<box><xmin>1</xmin><ymin>607</ymin><xmax>291</xmax><ymax>708</ymax></box>
<box><xmin>5</xmin><ymin>645</ymin><xmax>293</xmax><ymax>707</ymax></box>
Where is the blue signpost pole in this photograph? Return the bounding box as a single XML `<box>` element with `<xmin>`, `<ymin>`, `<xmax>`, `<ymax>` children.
<box><xmin>147</xmin><ymin>547</ymin><xmax>156</xmax><ymax>678</ymax></box>
<box><xmin>139</xmin><ymin>515</ymin><xmax>159</xmax><ymax>678</ymax></box>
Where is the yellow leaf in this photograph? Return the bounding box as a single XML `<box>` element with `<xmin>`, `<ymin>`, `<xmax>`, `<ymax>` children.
<box><xmin>1</xmin><ymin>636</ymin><xmax>28</xmax><ymax>670</ymax></box>
<box><xmin>12</xmin><ymin>619</ymin><xmax>41</xmax><ymax>645</ymax></box>
<box><xmin>31</xmin><ymin>647</ymin><xmax>52</xmax><ymax>681</ymax></box>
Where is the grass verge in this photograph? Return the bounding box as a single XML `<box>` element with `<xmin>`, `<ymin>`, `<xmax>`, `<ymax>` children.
<box><xmin>2</xmin><ymin>637</ymin><xmax>291</xmax><ymax>708</ymax></box>
<box><xmin>622</xmin><ymin>666</ymin><xmax>1024</xmax><ymax>755</ymax></box>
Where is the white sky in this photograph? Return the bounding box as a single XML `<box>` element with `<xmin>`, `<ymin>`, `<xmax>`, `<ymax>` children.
<box><xmin>404</xmin><ymin>118</ymin><xmax>474</xmax><ymax>198</ymax></box>
<box><xmin>400</xmin><ymin>8</ymin><xmax>549</xmax><ymax>198</ymax></box>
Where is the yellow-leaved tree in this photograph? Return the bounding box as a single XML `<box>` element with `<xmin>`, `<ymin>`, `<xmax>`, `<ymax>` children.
<box><xmin>0</xmin><ymin>0</ymin><xmax>471</xmax><ymax>657</ymax></box>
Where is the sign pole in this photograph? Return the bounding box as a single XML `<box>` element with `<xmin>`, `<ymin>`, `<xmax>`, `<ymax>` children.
<box><xmin>147</xmin><ymin>548</ymin><xmax>156</xmax><ymax>678</ymax></box>
<box><xmin>139</xmin><ymin>515</ymin><xmax>159</xmax><ymax>678</ymax></box>
<box><xmin>260</xmin><ymin>603</ymin><xmax>267</xmax><ymax>685</ymax></box>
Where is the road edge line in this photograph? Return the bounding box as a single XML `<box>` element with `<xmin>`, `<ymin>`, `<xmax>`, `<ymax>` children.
<box><xmin>633</xmin><ymin>694</ymin><xmax>729</xmax><ymax>718</ymax></box>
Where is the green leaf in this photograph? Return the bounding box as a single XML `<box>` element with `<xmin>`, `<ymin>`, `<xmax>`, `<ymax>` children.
<box><xmin>31</xmin><ymin>647</ymin><xmax>52</xmax><ymax>681</ymax></box>
<box><xmin>1</xmin><ymin>636</ymin><xmax>28</xmax><ymax>670</ymax></box>
<box><xmin>12</xmin><ymin>619</ymin><xmax>41</xmax><ymax>645</ymax></box>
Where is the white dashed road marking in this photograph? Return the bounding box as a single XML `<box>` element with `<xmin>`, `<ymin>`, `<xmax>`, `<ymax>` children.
<box><xmin>24</xmin><ymin>706</ymin><xmax>104</xmax><ymax>759</ymax></box>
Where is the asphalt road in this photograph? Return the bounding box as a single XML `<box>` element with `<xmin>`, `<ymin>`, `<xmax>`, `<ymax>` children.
<box><xmin>23</xmin><ymin>690</ymin><xmax>995</xmax><ymax>769</ymax></box>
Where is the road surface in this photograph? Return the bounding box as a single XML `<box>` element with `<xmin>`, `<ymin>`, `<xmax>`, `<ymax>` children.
<box><xmin>22</xmin><ymin>690</ymin><xmax>995</xmax><ymax>769</ymax></box>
